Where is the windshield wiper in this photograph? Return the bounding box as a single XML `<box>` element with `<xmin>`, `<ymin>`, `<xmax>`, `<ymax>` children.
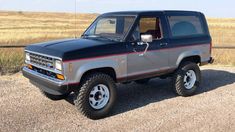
<box><xmin>96</xmin><ymin>35</ymin><xmax>117</xmax><ymax>42</ymax></box>
<box><xmin>81</xmin><ymin>34</ymin><xmax>90</xmax><ymax>38</ymax></box>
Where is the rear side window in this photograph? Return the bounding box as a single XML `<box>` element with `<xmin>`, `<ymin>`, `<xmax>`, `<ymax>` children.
<box><xmin>168</xmin><ymin>16</ymin><xmax>205</xmax><ymax>37</ymax></box>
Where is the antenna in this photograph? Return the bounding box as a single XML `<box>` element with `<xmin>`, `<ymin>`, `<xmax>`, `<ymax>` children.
<box><xmin>74</xmin><ymin>0</ymin><xmax>77</xmax><ymax>38</ymax></box>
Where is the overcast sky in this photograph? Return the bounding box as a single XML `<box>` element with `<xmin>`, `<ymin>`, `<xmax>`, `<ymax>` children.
<box><xmin>0</xmin><ymin>0</ymin><xmax>234</xmax><ymax>18</ymax></box>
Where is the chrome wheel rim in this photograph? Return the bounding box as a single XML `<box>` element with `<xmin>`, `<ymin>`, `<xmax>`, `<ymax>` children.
<box><xmin>89</xmin><ymin>84</ymin><xmax>110</xmax><ymax>110</ymax></box>
<box><xmin>183</xmin><ymin>70</ymin><xmax>196</xmax><ymax>90</ymax></box>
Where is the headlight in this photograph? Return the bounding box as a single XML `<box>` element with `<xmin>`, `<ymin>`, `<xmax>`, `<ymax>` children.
<box><xmin>55</xmin><ymin>60</ymin><xmax>62</xmax><ymax>71</ymax></box>
<box><xmin>25</xmin><ymin>53</ymin><xmax>30</xmax><ymax>61</ymax></box>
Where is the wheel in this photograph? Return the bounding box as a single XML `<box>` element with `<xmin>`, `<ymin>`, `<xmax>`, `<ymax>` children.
<box><xmin>135</xmin><ymin>78</ymin><xmax>150</xmax><ymax>84</ymax></box>
<box><xmin>74</xmin><ymin>73</ymin><xmax>117</xmax><ymax>119</ymax></box>
<box><xmin>41</xmin><ymin>90</ymin><xmax>70</xmax><ymax>100</ymax></box>
<box><xmin>172</xmin><ymin>62</ymin><xmax>201</xmax><ymax>96</ymax></box>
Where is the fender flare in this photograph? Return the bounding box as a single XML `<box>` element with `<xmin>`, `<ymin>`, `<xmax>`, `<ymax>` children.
<box><xmin>176</xmin><ymin>50</ymin><xmax>202</xmax><ymax>67</ymax></box>
<box><xmin>74</xmin><ymin>60</ymin><xmax>119</xmax><ymax>82</ymax></box>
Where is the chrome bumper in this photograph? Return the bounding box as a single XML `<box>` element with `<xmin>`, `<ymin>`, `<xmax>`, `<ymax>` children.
<box><xmin>22</xmin><ymin>67</ymin><xmax>69</xmax><ymax>95</ymax></box>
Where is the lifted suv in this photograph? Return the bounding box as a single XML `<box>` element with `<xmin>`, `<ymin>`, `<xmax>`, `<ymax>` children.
<box><xmin>23</xmin><ymin>10</ymin><xmax>214</xmax><ymax>119</ymax></box>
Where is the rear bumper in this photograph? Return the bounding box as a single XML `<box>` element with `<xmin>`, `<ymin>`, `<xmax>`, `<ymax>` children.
<box><xmin>208</xmin><ymin>57</ymin><xmax>214</xmax><ymax>64</ymax></box>
<box><xmin>22</xmin><ymin>67</ymin><xmax>70</xmax><ymax>95</ymax></box>
<box><xmin>200</xmin><ymin>57</ymin><xmax>214</xmax><ymax>66</ymax></box>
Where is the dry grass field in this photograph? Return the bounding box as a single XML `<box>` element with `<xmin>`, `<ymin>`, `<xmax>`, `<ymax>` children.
<box><xmin>0</xmin><ymin>11</ymin><xmax>97</xmax><ymax>46</ymax></box>
<box><xmin>0</xmin><ymin>11</ymin><xmax>234</xmax><ymax>74</ymax></box>
<box><xmin>207</xmin><ymin>18</ymin><xmax>235</xmax><ymax>46</ymax></box>
<box><xmin>0</xmin><ymin>48</ymin><xmax>24</xmax><ymax>75</ymax></box>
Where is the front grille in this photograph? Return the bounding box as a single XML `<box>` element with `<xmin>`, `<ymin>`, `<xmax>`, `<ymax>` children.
<box><xmin>31</xmin><ymin>65</ymin><xmax>57</xmax><ymax>79</ymax></box>
<box><xmin>29</xmin><ymin>53</ymin><xmax>54</xmax><ymax>69</ymax></box>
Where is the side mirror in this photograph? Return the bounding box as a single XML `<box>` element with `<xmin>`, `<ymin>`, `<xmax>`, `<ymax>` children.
<box><xmin>141</xmin><ymin>34</ymin><xmax>153</xmax><ymax>43</ymax></box>
<box><xmin>137</xmin><ymin>34</ymin><xmax>152</xmax><ymax>56</ymax></box>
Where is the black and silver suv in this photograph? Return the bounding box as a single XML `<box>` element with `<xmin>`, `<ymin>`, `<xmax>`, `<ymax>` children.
<box><xmin>23</xmin><ymin>10</ymin><xmax>214</xmax><ymax>119</ymax></box>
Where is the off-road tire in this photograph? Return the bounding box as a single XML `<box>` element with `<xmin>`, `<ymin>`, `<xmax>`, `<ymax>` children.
<box><xmin>41</xmin><ymin>90</ymin><xmax>70</xmax><ymax>100</ymax></box>
<box><xmin>172</xmin><ymin>62</ymin><xmax>201</xmax><ymax>96</ymax></box>
<box><xmin>74</xmin><ymin>73</ymin><xmax>117</xmax><ymax>119</ymax></box>
<box><xmin>135</xmin><ymin>78</ymin><xmax>150</xmax><ymax>84</ymax></box>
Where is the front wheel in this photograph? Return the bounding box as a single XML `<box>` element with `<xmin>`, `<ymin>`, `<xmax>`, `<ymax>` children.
<box><xmin>172</xmin><ymin>62</ymin><xmax>201</xmax><ymax>96</ymax></box>
<box><xmin>74</xmin><ymin>73</ymin><xmax>117</xmax><ymax>119</ymax></box>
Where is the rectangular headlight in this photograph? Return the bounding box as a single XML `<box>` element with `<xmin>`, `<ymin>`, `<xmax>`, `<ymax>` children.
<box><xmin>55</xmin><ymin>60</ymin><xmax>62</xmax><ymax>71</ymax></box>
<box><xmin>25</xmin><ymin>53</ymin><xmax>30</xmax><ymax>61</ymax></box>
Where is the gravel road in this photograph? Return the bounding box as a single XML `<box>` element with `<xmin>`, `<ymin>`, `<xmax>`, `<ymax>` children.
<box><xmin>0</xmin><ymin>66</ymin><xmax>235</xmax><ymax>132</ymax></box>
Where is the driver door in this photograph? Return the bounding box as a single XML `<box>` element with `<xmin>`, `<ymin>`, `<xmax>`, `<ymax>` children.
<box><xmin>127</xmin><ymin>16</ymin><xmax>169</xmax><ymax>80</ymax></box>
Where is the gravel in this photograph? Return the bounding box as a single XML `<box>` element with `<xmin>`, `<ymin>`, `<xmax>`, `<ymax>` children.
<box><xmin>0</xmin><ymin>66</ymin><xmax>235</xmax><ymax>132</ymax></box>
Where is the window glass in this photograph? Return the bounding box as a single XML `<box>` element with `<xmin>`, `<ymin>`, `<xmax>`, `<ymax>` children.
<box><xmin>124</xmin><ymin>17</ymin><xmax>135</xmax><ymax>33</ymax></box>
<box><xmin>130</xmin><ymin>26</ymin><xmax>140</xmax><ymax>42</ymax></box>
<box><xmin>139</xmin><ymin>17</ymin><xmax>162</xmax><ymax>39</ymax></box>
<box><xmin>95</xmin><ymin>18</ymin><xmax>117</xmax><ymax>34</ymax></box>
<box><xmin>168</xmin><ymin>16</ymin><xmax>205</xmax><ymax>37</ymax></box>
<box><xmin>84</xmin><ymin>16</ymin><xmax>135</xmax><ymax>41</ymax></box>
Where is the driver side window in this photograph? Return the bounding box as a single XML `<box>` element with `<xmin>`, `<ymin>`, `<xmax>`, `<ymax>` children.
<box><xmin>130</xmin><ymin>17</ymin><xmax>162</xmax><ymax>41</ymax></box>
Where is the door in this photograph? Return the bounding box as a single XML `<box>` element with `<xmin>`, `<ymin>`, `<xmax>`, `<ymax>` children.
<box><xmin>127</xmin><ymin>15</ymin><xmax>170</xmax><ymax>80</ymax></box>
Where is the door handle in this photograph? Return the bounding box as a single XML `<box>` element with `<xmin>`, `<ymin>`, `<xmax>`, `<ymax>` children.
<box><xmin>160</xmin><ymin>43</ymin><xmax>168</xmax><ymax>46</ymax></box>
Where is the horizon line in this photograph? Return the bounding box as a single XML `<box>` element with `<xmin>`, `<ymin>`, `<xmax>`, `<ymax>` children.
<box><xmin>0</xmin><ymin>10</ymin><xmax>235</xmax><ymax>19</ymax></box>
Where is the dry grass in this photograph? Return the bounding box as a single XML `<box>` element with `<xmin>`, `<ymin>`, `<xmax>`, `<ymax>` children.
<box><xmin>212</xmin><ymin>49</ymin><xmax>235</xmax><ymax>66</ymax></box>
<box><xmin>0</xmin><ymin>11</ymin><xmax>97</xmax><ymax>46</ymax></box>
<box><xmin>207</xmin><ymin>18</ymin><xmax>235</xmax><ymax>46</ymax></box>
<box><xmin>0</xmin><ymin>12</ymin><xmax>234</xmax><ymax>47</ymax></box>
<box><xmin>0</xmin><ymin>11</ymin><xmax>234</xmax><ymax>74</ymax></box>
<box><xmin>0</xmin><ymin>48</ymin><xmax>24</xmax><ymax>75</ymax></box>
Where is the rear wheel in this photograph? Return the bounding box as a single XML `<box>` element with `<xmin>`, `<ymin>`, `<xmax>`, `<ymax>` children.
<box><xmin>74</xmin><ymin>73</ymin><xmax>117</xmax><ymax>119</ymax></box>
<box><xmin>172</xmin><ymin>62</ymin><xmax>201</xmax><ymax>96</ymax></box>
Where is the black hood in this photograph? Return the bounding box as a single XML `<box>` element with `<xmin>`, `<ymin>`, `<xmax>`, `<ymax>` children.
<box><xmin>25</xmin><ymin>38</ymin><xmax>126</xmax><ymax>61</ymax></box>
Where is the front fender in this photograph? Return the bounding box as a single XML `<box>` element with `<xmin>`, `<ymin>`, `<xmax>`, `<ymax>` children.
<box><xmin>64</xmin><ymin>55</ymin><xmax>127</xmax><ymax>84</ymax></box>
<box><xmin>74</xmin><ymin>58</ymin><xmax>126</xmax><ymax>82</ymax></box>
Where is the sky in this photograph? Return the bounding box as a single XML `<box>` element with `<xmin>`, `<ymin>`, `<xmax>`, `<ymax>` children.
<box><xmin>0</xmin><ymin>0</ymin><xmax>234</xmax><ymax>18</ymax></box>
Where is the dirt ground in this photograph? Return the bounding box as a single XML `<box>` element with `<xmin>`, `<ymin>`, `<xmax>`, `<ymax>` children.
<box><xmin>0</xmin><ymin>66</ymin><xmax>234</xmax><ymax>132</ymax></box>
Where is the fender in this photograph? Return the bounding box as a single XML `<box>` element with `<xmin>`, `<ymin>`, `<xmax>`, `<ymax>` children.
<box><xmin>176</xmin><ymin>50</ymin><xmax>202</xmax><ymax>67</ymax></box>
<box><xmin>74</xmin><ymin>59</ymin><xmax>121</xmax><ymax>83</ymax></box>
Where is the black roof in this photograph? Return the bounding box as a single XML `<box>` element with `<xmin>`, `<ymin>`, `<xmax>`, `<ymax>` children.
<box><xmin>102</xmin><ymin>10</ymin><xmax>202</xmax><ymax>16</ymax></box>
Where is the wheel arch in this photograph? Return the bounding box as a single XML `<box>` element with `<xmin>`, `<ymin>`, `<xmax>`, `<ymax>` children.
<box><xmin>179</xmin><ymin>55</ymin><xmax>201</xmax><ymax>66</ymax></box>
<box><xmin>176</xmin><ymin>51</ymin><xmax>202</xmax><ymax>67</ymax></box>
<box><xmin>80</xmin><ymin>67</ymin><xmax>117</xmax><ymax>83</ymax></box>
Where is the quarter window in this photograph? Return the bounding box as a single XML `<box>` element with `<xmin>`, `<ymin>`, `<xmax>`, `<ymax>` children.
<box><xmin>168</xmin><ymin>16</ymin><xmax>205</xmax><ymax>37</ymax></box>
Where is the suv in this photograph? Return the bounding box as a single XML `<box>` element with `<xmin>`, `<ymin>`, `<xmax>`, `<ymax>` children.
<box><xmin>23</xmin><ymin>10</ymin><xmax>214</xmax><ymax>119</ymax></box>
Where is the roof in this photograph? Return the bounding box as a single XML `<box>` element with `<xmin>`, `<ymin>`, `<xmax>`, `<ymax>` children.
<box><xmin>102</xmin><ymin>10</ymin><xmax>202</xmax><ymax>16</ymax></box>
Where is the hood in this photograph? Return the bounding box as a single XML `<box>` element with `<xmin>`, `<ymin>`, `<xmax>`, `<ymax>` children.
<box><xmin>25</xmin><ymin>38</ymin><xmax>117</xmax><ymax>60</ymax></box>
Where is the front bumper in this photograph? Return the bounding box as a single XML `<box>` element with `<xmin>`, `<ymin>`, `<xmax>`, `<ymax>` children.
<box><xmin>22</xmin><ymin>67</ymin><xmax>69</xmax><ymax>95</ymax></box>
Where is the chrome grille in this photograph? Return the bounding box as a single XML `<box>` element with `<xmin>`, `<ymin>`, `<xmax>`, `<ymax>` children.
<box><xmin>29</xmin><ymin>53</ymin><xmax>54</xmax><ymax>69</ymax></box>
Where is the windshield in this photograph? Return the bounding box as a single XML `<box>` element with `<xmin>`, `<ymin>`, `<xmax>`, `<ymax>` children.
<box><xmin>83</xmin><ymin>15</ymin><xmax>136</xmax><ymax>42</ymax></box>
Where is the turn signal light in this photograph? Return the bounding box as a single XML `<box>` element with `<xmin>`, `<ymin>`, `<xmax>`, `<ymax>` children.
<box><xmin>28</xmin><ymin>64</ymin><xmax>33</xmax><ymax>69</ymax></box>
<box><xmin>56</xmin><ymin>74</ymin><xmax>65</xmax><ymax>80</ymax></box>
